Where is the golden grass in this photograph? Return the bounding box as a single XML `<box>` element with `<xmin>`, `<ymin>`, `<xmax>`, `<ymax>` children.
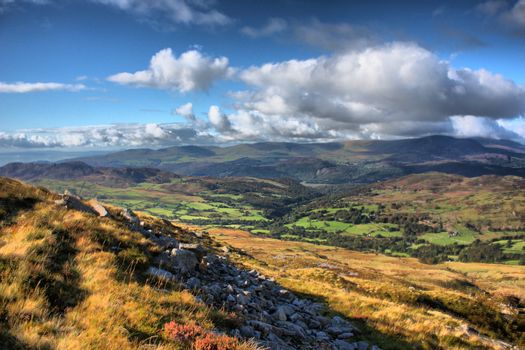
<box><xmin>0</xmin><ymin>179</ymin><xmax>257</xmax><ymax>350</ymax></box>
<box><xmin>206</xmin><ymin>227</ymin><xmax>524</xmax><ymax>350</ymax></box>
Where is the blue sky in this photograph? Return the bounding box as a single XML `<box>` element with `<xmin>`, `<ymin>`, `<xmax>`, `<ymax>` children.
<box><xmin>0</xmin><ymin>0</ymin><xmax>524</xmax><ymax>152</ymax></box>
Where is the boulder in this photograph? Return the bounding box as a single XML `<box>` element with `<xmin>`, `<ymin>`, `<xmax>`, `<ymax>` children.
<box><xmin>146</xmin><ymin>267</ymin><xmax>175</xmax><ymax>281</ymax></box>
<box><xmin>57</xmin><ymin>195</ymin><xmax>96</xmax><ymax>215</ymax></box>
<box><xmin>186</xmin><ymin>277</ymin><xmax>201</xmax><ymax>289</ymax></box>
<box><xmin>274</xmin><ymin>307</ymin><xmax>287</xmax><ymax>321</ymax></box>
<box><xmin>88</xmin><ymin>199</ymin><xmax>108</xmax><ymax>217</ymax></box>
<box><xmin>239</xmin><ymin>325</ymin><xmax>255</xmax><ymax>338</ymax></box>
<box><xmin>171</xmin><ymin>249</ymin><xmax>198</xmax><ymax>274</ymax></box>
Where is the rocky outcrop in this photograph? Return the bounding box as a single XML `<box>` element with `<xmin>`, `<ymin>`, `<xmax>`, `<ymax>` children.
<box><xmin>88</xmin><ymin>199</ymin><xmax>108</xmax><ymax>217</ymax></box>
<box><xmin>127</xmin><ymin>209</ymin><xmax>379</xmax><ymax>350</ymax></box>
<box><xmin>55</xmin><ymin>193</ymin><xmax>96</xmax><ymax>215</ymax></box>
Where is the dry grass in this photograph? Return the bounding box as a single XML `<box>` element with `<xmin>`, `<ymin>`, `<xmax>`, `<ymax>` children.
<box><xmin>0</xmin><ymin>178</ymin><xmax>256</xmax><ymax>350</ymax></box>
<box><xmin>207</xmin><ymin>227</ymin><xmax>525</xmax><ymax>350</ymax></box>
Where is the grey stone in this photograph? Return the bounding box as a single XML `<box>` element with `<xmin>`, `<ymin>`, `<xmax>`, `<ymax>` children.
<box><xmin>249</xmin><ymin>321</ymin><xmax>273</xmax><ymax>336</ymax></box>
<box><xmin>145</xmin><ymin>267</ymin><xmax>175</xmax><ymax>280</ymax></box>
<box><xmin>171</xmin><ymin>249</ymin><xmax>198</xmax><ymax>274</ymax></box>
<box><xmin>274</xmin><ymin>307</ymin><xmax>287</xmax><ymax>321</ymax></box>
<box><xmin>316</xmin><ymin>331</ymin><xmax>330</xmax><ymax>342</ymax></box>
<box><xmin>122</xmin><ymin>208</ymin><xmax>139</xmax><ymax>225</ymax></box>
<box><xmin>186</xmin><ymin>277</ymin><xmax>200</xmax><ymax>289</ymax></box>
<box><xmin>59</xmin><ymin>195</ymin><xmax>96</xmax><ymax>215</ymax></box>
<box><xmin>338</xmin><ymin>332</ymin><xmax>354</xmax><ymax>339</ymax></box>
<box><xmin>88</xmin><ymin>199</ymin><xmax>108</xmax><ymax>217</ymax></box>
<box><xmin>356</xmin><ymin>341</ymin><xmax>369</xmax><ymax>350</ymax></box>
<box><xmin>240</xmin><ymin>326</ymin><xmax>255</xmax><ymax>338</ymax></box>
<box><xmin>334</xmin><ymin>339</ymin><xmax>356</xmax><ymax>350</ymax></box>
<box><xmin>326</xmin><ymin>326</ymin><xmax>344</xmax><ymax>335</ymax></box>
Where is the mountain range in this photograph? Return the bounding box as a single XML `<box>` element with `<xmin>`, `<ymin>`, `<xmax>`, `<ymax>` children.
<box><xmin>6</xmin><ymin>135</ymin><xmax>522</xmax><ymax>184</ymax></box>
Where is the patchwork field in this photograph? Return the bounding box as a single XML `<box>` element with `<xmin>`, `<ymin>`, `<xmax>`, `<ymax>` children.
<box><xmin>33</xmin><ymin>172</ymin><xmax>525</xmax><ymax>265</ymax></box>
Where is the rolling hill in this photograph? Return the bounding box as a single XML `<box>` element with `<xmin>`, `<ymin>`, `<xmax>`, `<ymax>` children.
<box><xmin>67</xmin><ymin>136</ymin><xmax>525</xmax><ymax>184</ymax></box>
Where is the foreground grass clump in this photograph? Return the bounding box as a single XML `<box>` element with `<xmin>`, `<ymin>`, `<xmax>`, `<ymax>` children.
<box><xmin>206</xmin><ymin>227</ymin><xmax>525</xmax><ymax>350</ymax></box>
<box><xmin>0</xmin><ymin>177</ymin><xmax>255</xmax><ymax>350</ymax></box>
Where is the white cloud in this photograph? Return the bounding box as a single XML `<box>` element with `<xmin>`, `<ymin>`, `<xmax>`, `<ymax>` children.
<box><xmin>207</xmin><ymin>105</ymin><xmax>231</xmax><ymax>132</ymax></box>
<box><xmin>0</xmin><ymin>82</ymin><xmax>86</xmax><ymax>93</ymax></box>
<box><xmin>241</xmin><ymin>18</ymin><xmax>287</xmax><ymax>38</ymax></box>
<box><xmin>0</xmin><ymin>123</ymin><xmax>208</xmax><ymax>149</ymax></box>
<box><xmin>451</xmin><ymin>115</ymin><xmax>522</xmax><ymax>139</ymax></box>
<box><xmin>144</xmin><ymin>123</ymin><xmax>167</xmax><ymax>138</ymax></box>
<box><xmin>108</xmin><ymin>48</ymin><xmax>232</xmax><ymax>92</ymax></box>
<box><xmin>221</xmin><ymin>42</ymin><xmax>525</xmax><ymax>140</ymax></box>
<box><xmin>89</xmin><ymin>0</ymin><xmax>231</xmax><ymax>26</ymax></box>
<box><xmin>173</xmin><ymin>102</ymin><xmax>196</xmax><ymax>121</ymax></box>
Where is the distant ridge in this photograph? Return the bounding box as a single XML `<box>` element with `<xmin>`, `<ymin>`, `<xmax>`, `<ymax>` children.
<box><xmin>5</xmin><ymin>135</ymin><xmax>525</xmax><ymax>184</ymax></box>
<box><xmin>0</xmin><ymin>161</ymin><xmax>178</xmax><ymax>186</ymax></box>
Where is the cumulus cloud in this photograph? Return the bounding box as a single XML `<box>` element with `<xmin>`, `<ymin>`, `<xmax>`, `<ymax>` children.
<box><xmin>0</xmin><ymin>82</ymin><xmax>86</xmax><ymax>93</ymax></box>
<box><xmin>208</xmin><ymin>105</ymin><xmax>232</xmax><ymax>132</ymax></box>
<box><xmin>88</xmin><ymin>0</ymin><xmax>231</xmax><ymax>26</ymax></box>
<box><xmin>218</xmin><ymin>42</ymin><xmax>524</xmax><ymax>140</ymax></box>
<box><xmin>451</xmin><ymin>115</ymin><xmax>523</xmax><ymax>139</ymax></box>
<box><xmin>241</xmin><ymin>18</ymin><xmax>287</xmax><ymax>38</ymax></box>
<box><xmin>173</xmin><ymin>102</ymin><xmax>196</xmax><ymax>121</ymax></box>
<box><xmin>156</xmin><ymin>42</ymin><xmax>524</xmax><ymax>143</ymax></box>
<box><xmin>0</xmin><ymin>123</ymin><xmax>208</xmax><ymax>149</ymax></box>
<box><xmin>108</xmin><ymin>48</ymin><xmax>232</xmax><ymax>92</ymax></box>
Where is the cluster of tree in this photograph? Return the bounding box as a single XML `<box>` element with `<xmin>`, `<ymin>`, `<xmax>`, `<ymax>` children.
<box><xmin>267</xmin><ymin>225</ymin><xmax>524</xmax><ymax>265</ymax></box>
<box><xmin>458</xmin><ymin>240</ymin><xmax>503</xmax><ymax>263</ymax></box>
<box><xmin>307</xmin><ymin>207</ymin><xmax>372</xmax><ymax>224</ymax></box>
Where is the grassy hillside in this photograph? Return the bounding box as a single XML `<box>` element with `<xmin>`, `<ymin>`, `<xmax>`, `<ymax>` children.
<box><xmin>0</xmin><ymin>177</ymin><xmax>255</xmax><ymax>350</ymax></box>
<box><xmin>207</xmin><ymin>227</ymin><xmax>525</xmax><ymax>350</ymax></box>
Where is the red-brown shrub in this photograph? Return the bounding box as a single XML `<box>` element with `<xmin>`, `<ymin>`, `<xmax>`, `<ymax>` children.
<box><xmin>164</xmin><ymin>321</ymin><xmax>204</xmax><ymax>342</ymax></box>
<box><xmin>194</xmin><ymin>333</ymin><xmax>239</xmax><ymax>350</ymax></box>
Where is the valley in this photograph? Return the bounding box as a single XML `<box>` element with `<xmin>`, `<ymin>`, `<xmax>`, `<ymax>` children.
<box><xmin>6</xmin><ymin>162</ymin><xmax>522</xmax><ymax>266</ymax></box>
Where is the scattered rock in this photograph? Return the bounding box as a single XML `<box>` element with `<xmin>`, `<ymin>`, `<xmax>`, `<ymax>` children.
<box><xmin>139</xmin><ymin>224</ymin><xmax>379</xmax><ymax>350</ymax></box>
<box><xmin>146</xmin><ymin>267</ymin><xmax>175</xmax><ymax>281</ymax></box>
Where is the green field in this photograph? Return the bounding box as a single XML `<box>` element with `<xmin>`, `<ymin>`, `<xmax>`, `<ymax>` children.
<box><xmin>33</xmin><ymin>172</ymin><xmax>524</xmax><ymax>265</ymax></box>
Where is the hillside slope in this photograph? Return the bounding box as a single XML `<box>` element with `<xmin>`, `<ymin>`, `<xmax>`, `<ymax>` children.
<box><xmin>0</xmin><ymin>177</ymin><xmax>382</xmax><ymax>350</ymax></box>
